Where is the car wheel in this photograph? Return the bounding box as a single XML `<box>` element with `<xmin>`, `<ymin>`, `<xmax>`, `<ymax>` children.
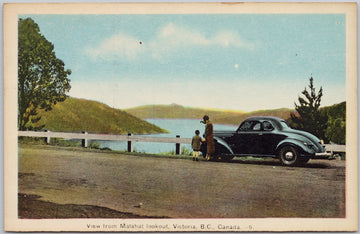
<box><xmin>279</xmin><ymin>146</ymin><xmax>299</xmax><ymax>166</ymax></box>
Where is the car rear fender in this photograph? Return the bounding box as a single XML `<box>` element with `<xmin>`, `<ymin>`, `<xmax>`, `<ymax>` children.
<box><xmin>214</xmin><ymin>137</ymin><xmax>234</xmax><ymax>155</ymax></box>
<box><xmin>276</xmin><ymin>139</ymin><xmax>314</xmax><ymax>156</ymax></box>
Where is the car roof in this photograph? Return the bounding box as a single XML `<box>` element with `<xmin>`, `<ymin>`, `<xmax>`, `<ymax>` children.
<box><xmin>243</xmin><ymin>116</ymin><xmax>285</xmax><ymax>122</ymax></box>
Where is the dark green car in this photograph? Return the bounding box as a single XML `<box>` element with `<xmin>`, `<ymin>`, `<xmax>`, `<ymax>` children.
<box><xmin>201</xmin><ymin>116</ymin><xmax>331</xmax><ymax>166</ymax></box>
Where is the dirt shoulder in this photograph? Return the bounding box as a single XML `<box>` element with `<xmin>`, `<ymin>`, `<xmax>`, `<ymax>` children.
<box><xmin>18</xmin><ymin>144</ymin><xmax>345</xmax><ymax>218</ymax></box>
<box><xmin>18</xmin><ymin>193</ymin><xmax>163</xmax><ymax>219</ymax></box>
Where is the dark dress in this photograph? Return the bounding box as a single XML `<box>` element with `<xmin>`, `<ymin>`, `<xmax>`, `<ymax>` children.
<box><xmin>205</xmin><ymin>121</ymin><xmax>215</xmax><ymax>155</ymax></box>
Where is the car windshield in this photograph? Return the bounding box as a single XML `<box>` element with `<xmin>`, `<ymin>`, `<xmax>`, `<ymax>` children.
<box><xmin>280</xmin><ymin>121</ymin><xmax>291</xmax><ymax>129</ymax></box>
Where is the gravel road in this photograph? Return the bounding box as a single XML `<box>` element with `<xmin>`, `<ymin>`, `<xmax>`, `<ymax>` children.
<box><xmin>18</xmin><ymin>144</ymin><xmax>345</xmax><ymax>218</ymax></box>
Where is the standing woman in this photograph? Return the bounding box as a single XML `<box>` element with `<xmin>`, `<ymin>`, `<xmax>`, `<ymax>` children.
<box><xmin>201</xmin><ymin>115</ymin><xmax>215</xmax><ymax>161</ymax></box>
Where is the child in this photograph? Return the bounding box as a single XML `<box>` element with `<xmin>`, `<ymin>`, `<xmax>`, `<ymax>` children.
<box><xmin>191</xmin><ymin>130</ymin><xmax>202</xmax><ymax>161</ymax></box>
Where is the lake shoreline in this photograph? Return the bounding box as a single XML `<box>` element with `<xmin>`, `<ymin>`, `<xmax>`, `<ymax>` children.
<box><xmin>98</xmin><ymin>118</ymin><xmax>238</xmax><ymax>153</ymax></box>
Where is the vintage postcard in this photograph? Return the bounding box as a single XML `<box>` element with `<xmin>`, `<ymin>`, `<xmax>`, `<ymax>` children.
<box><xmin>4</xmin><ymin>2</ymin><xmax>358</xmax><ymax>232</ymax></box>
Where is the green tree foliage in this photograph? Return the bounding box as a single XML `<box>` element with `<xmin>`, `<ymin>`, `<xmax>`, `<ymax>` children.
<box><xmin>289</xmin><ymin>76</ymin><xmax>328</xmax><ymax>142</ymax></box>
<box><xmin>18</xmin><ymin>18</ymin><xmax>71</xmax><ymax>130</ymax></box>
<box><xmin>326</xmin><ymin>118</ymin><xmax>346</xmax><ymax>144</ymax></box>
<box><xmin>322</xmin><ymin>102</ymin><xmax>346</xmax><ymax>144</ymax></box>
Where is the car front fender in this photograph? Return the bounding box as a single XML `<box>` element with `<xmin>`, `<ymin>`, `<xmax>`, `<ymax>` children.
<box><xmin>276</xmin><ymin>139</ymin><xmax>315</xmax><ymax>156</ymax></box>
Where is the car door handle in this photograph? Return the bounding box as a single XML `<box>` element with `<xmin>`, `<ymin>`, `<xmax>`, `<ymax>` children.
<box><xmin>258</xmin><ymin>133</ymin><xmax>263</xmax><ymax>136</ymax></box>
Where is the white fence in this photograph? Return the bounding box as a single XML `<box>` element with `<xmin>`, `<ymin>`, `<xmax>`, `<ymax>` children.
<box><xmin>323</xmin><ymin>144</ymin><xmax>346</xmax><ymax>154</ymax></box>
<box><xmin>18</xmin><ymin>130</ymin><xmax>190</xmax><ymax>154</ymax></box>
<box><xmin>18</xmin><ymin>130</ymin><xmax>346</xmax><ymax>155</ymax></box>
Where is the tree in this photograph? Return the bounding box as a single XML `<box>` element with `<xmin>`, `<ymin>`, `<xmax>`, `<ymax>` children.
<box><xmin>325</xmin><ymin>118</ymin><xmax>346</xmax><ymax>144</ymax></box>
<box><xmin>289</xmin><ymin>76</ymin><xmax>328</xmax><ymax>142</ymax></box>
<box><xmin>323</xmin><ymin>101</ymin><xmax>346</xmax><ymax>144</ymax></box>
<box><xmin>18</xmin><ymin>18</ymin><xmax>71</xmax><ymax>130</ymax></box>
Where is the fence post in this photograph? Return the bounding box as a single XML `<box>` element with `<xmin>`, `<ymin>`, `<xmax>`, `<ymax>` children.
<box><xmin>82</xmin><ymin>131</ymin><xmax>88</xmax><ymax>147</ymax></box>
<box><xmin>128</xmin><ymin>133</ymin><xmax>133</xmax><ymax>152</ymax></box>
<box><xmin>45</xmin><ymin>130</ymin><xmax>51</xmax><ymax>144</ymax></box>
<box><xmin>176</xmin><ymin>135</ymin><xmax>181</xmax><ymax>155</ymax></box>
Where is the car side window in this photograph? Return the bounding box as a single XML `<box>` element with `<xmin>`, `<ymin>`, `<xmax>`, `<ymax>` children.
<box><xmin>252</xmin><ymin>122</ymin><xmax>261</xmax><ymax>131</ymax></box>
<box><xmin>263</xmin><ymin>121</ymin><xmax>274</xmax><ymax>131</ymax></box>
<box><xmin>238</xmin><ymin>121</ymin><xmax>253</xmax><ymax>131</ymax></box>
<box><xmin>238</xmin><ymin>121</ymin><xmax>261</xmax><ymax>131</ymax></box>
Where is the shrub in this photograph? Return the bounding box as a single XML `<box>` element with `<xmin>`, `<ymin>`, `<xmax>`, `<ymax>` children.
<box><xmin>50</xmin><ymin>138</ymin><xmax>81</xmax><ymax>147</ymax></box>
<box><xmin>88</xmin><ymin>142</ymin><xmax>100</xmax><ymax>149</ymax></box>
<box><xmin>181</xmin><ymin>147</ymin><xmax>191</xmax><ymax>156</ymax></box>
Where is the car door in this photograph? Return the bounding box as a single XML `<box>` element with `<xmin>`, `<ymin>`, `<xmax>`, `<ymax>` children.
<box><xmin>232</xmin><ymin>120</ymin><xmax>262</xmax><ymax>155</ymax></box>
<box><xmin>260</xmin><ymin>120</ymin><xmax>287</xmax><ymax>156</ymax></box>
<box><xmin>246</xmin><ymin>121</ymin><xmax>263</xmax><ymax>155</ymax></box>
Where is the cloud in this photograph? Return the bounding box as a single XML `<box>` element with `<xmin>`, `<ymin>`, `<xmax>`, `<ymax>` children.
<box><xmin>85</xmin><ymin>34</ymin><xmax>144</xmax><ymax>61</ymax></box>
<box><xmin>213</xmin><ymin>31</ymin><xmax>254</xmax><ymax>49</ymax></box>
<box><xmin>85</xmin><ymin>22</ymin><xmax>255</xmax><ymax>61</ymax></box>
<box><xmin>157</xmin><ymin>23</ymin><xmax>254</xmax><ymax>49</ymax></box>
<box><xmin>157</xmin><ymin>22</ymin><xmax>210</xmax><ymax>47</ymax></box>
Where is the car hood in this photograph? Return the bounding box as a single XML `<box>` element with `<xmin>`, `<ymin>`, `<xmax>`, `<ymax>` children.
<box><xmin>284</xmin><ymin>129</ymin><xmax>320</xmax><ymax>142</ymax></box>
<box><xmin>283</xmin><ymin>129</ymin><xmax>324</xmax><ymax>151</ymax></box>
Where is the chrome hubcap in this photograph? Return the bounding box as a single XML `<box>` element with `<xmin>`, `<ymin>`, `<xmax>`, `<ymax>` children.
<box><xmin>285</xmin><ymin>151</ymin><xmax>294</xmax><ymax>160</ymax></box>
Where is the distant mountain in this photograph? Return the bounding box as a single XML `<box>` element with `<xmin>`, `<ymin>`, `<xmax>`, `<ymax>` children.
<box><xmin>125</xmin><ymin>104</ymin><xmax>296</xmax><ymax>126</ymax></box>
<box><xmin>32</xmin><ymin>97</ymin><xmax>168</xmax><ymax>134</ymax></box>
<box><xmin>125</xmin><ymin>103</ymin><xmax>243</xmax><ymax>122</ymax></box>
<box><xmin>215</xmin><ymin>108</ymin><xmax>297</xmax><ymax>125</ymax></box>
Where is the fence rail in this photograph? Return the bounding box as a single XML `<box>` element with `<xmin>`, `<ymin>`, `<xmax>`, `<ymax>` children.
<box><xmin>323</xmin><ymin>144</ymin><xmax>346</xmax><ymax>153</ymax></box>
<box><xmin>18</xmin><ymin>130</ymin><xmax>192</xmax><ymax>154</ymax></box>
<box><xmin>18</xmin><ymin>130</ymin><xmax>346</xmax><ymax>155</ymax></box>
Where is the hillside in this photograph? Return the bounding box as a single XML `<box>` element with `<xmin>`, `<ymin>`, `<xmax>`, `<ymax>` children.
<box><xmin>126</xmin><ymin>104</ymin><xmax>296</xmax><ymax>125</ymax></box>
<box><xmin>32</xmin><ymin>97</ymin><xmax>168</xmax><ymax>134</ymax></box>
<box><xmin>320</xmin><ymin>101</ymin><xmax>346</xmax><ymax>119</ymax></box>
<box><xmin>125</xmin><ymin>104</ymin><xmax>244</xmax><ymax>123</ymax></box>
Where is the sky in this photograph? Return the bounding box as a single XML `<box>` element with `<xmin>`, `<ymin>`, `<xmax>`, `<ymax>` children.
<box><xmin>21</xmin><ymin>14</ymin><xmax>346</xmax><ymax>112</ymax></box>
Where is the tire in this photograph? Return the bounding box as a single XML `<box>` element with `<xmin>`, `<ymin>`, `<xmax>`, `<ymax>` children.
<box><xmin>279</xmin><ymin>146</ymin><xmax>300</xmax><ymax>166</ymax></box>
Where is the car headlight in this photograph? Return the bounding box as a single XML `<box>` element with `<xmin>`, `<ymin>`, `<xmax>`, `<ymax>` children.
<box><xmin>303</xmin><ymin>142</ymin><xmax>314</xmax><ymax>149</ymax></box>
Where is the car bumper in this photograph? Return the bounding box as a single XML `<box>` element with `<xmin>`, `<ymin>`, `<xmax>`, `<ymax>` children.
<box><xmin>313</xmin><ymin>152</ymin><xmax>333</xmax><ymax>159</ymax></box>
